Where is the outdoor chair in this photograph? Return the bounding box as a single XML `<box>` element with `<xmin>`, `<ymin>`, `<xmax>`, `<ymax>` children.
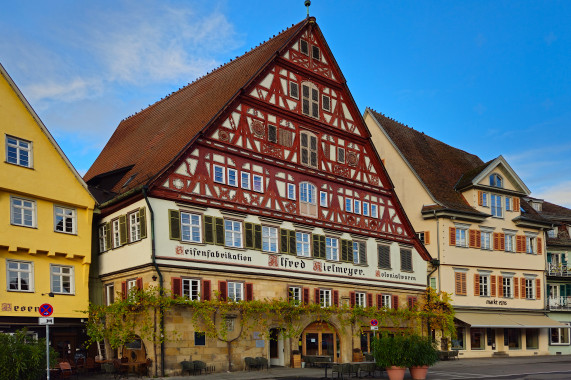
<box><xmin>138</xmin><ymin>358</ymin><xmax>152</xmax><ymax>377</ymax></box>
<box><xmin>192</xmin><ymin>360</ymin><xmax>207</xmax><ymax>375</ymax></box>
<box><xmin>340</xmin><ymin>363</ymin><xmax>355</xmax><ymax>378</ymax></box>
<box><xmin>255</xmin><ymin>357</ymin><xmax>269</xmax><ymax>370</ymax></box>
<box><xmin>181</xmin><ymin>360</ymin><xmax>194</xmax><ymax>375</ymax></box>
<box><xmin>75</xmin><ymin>358</ymin><xmax>85</xmax><ymax>374</ymax></box>
<box><xmin>331</xmin><ymin>364</ymin><xmax>342</xmax><ymax>378</ymax></box>
<box><xmin>85</xmin><ymin>357</ymin><xmax>97</xmax><ymax>372</ymax></box>
<box><xmin>245</xmin><ymin>357</ymin><xmax>258</xmax><ymax>371</ymax></box>
<box><xmin>359</xmin><ymin>362</ymin><xmax>378</xmax><ymax>377</ymax></box>
<box><xmin>113</xmin><ymin>359</ymin><xmax>128</xmax><ymax>379</ymax></box>
<box><xmin>59</xmin><ymin>362</ymin><xmax>77</xmax><ymax>379</ymax></box>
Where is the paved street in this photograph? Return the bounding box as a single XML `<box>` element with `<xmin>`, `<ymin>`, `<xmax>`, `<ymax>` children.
<box><xmin>67</xmin><ymin>355</ymin><xmax>571</xmax><ymax>380</ymax></box>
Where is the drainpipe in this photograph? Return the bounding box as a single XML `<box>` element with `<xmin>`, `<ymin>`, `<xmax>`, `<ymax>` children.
<box><xmin>143</xmin><ymin>186</ymin><xmax>165</xmax><ymax>377</ymax></box>
<box><xmin>433</xmin><ymin>210</ymin><xmax>441</xmax><ymax>292</ymax></box>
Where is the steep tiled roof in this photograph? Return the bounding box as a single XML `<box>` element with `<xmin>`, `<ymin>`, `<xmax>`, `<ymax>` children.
<box><xmin>541</xmin><ymin>201</ymin><xmax>571</xmax><ymax>220</ymax></box>
<box><xmin>368</xmin><ymin>109</ymin><xmax>485</xmax><ymax>214</ymax></box>
<box><xmin>84</xmin><ymin>19</ymin><xmax>308</xmax><ymax>197</ymax></box>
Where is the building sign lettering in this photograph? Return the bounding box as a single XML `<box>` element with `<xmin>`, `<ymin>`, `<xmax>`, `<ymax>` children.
<box><xmin>2</xmin><ymin>303</ymin><xmax>40</xmax><ymax>313</ymax></box>
<box><xmin>486</xmin><ymin>299</ymin><xmax>508</xmax><ymax>306</ymax></box>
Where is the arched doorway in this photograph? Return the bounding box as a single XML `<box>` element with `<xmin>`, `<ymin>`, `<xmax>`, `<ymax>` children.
<box><xmin>301</xmin><ymin>322</ymin><xmax>340</xmax><ymax>362</ymax></box>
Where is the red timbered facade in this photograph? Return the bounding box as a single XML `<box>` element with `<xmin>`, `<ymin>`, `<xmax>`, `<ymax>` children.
<box><xmin>86</xmin><ymin>17</ymin><xmax>430</xmax><ymax>375</ymax></box>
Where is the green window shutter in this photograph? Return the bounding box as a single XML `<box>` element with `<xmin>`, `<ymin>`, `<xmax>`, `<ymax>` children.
<box><xmin>245</xmin><ymin>223</ymin><xmax>254</xmax><ymax>249</ymax></box>
<box><xmin>319</xmin><ymin>235</ymin><xmax>326</xmax><ymax>258</ymax></box>
<box><xmin>215</xmin><ymin>218</ymin><xmax>225</xmax><ymax>246</ymax></box>
<box><xmin>105</xmin><ymin>222</ymin><xmax>112</xmax><ymax>250</ymax></box>
<box><xmin>359</xmin><ymin>242</ymin><xmax>366</xmax><ymax>264</ymax></box>
<box><xmin>281</xmin><ymin>229</ymin><xmax>289</xmax><ymax>254</ymax></box>
<box><xmin>203</xmin><ymin>215</ymin><xmax>214</xmax><ymax>243</ymax></box>
<box><xmin>169</xmin><ymin>210</ymin><xmax>181</xmax><ymax>240</ymax></box>
<box><xmin>312</xmin><ymin>234</ymin><xmax>320</xmax><ymax>258</ymax></box>
<box><xmin>254</xmin><ymin>224</ymin><xmax>262</xmax><ymax>250</ymax></box>
<box><xmin>348</xmin><ymin>241</ymin><xmax>354</xmax><ymax>263</ymax></box>
<box><xmin>119</xmin><ymin>215</ymin><xmax>127</xmax><ymax>245</ymax></box>
<box><xmin>341</xmin><ymin>240</ymin><xmax>349</xmax><ymax>262</ymax></box>
<box><xmin>139</xmin><ymin>207</ymin><xmax>147</xmax><ymax>239</ymax></box>
<box><xmin>288</xmin><ymin>230</ymin><xmax>296</xmax><ymax>255</ymax></box>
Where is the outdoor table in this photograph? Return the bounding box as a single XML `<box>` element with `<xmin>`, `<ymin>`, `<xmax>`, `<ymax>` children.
<box><xmin>314</xmin><ymin>361</ymin><xmax>333</xmax><ymax>378</ymax></box>
<box><xmin>121</xmin><ymin>361</ymin><xmax>146</xmax><ymax>375</ymax></box>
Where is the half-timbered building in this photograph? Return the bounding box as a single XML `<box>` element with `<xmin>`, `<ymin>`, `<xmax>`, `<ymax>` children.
<box><xmin>85</xmin><ymin>17</ymin><xmax>430</xmax><ymax>375</ymax></box>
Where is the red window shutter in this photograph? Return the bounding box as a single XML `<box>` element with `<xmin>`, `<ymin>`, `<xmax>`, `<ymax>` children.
<box><xmin>493</xmin><ymin>233</ymin><xmax>499</xmax><ymax>250</ymax></box>
<box><xmin>461</xmin><ymin>273</ymin><xmax>467</xmax><ymax>295</ymax></box>
<box><xmin>476</xmin><ymin>231</ymin><xmax>481</xmax><ymax>249</ymax></box>
<box><xmin>498</xmin><ymin>276</ymin><xmax>503</xmax><ymax>297</ymax></box>
<box><xmin>478</xmin><ymin>191</ymin><xmax>483</xmax><ymax>206</ymax></box>
<box><xmin>515</xmin><ymin>236</ymin><xmax>522</xmax><ymax>253</ymax></box>
<box><xmin>424</xmin><ymin>231</ymin><xmax>430</xmax><ymax>245</ymax></box>
<box><xmin>536</xmin><ymin>279</ymin><xmax>541</xmax><ymax>300</ymax></box>
<box><xmin>514</xmin><ymin>197</ymin><xmax>520</xmax><ymax>211</ymax></box>
<box><xmin>392</xmin><ymin>295</ymin><xmax>399</xmax><ymax>310</ymax></box>
<box><xmin>202</xmin><ymin>280</ymin><xmax>211</xmax><ymax>301</ymax></box>
<box><xmin>537</xmin><ymin>237</ymin><xmax>543</xmax><ymax>255</ymax></box>
<box><xmin>469</xmin><ymin>229</ymin><xmax>476</xmax><ymax>248</ymax></box>
<box><xmin>171</xmin><ymin>277</ymin><xmax>182</xmax><ymax>298</ymax></box>
<box><xmin>377</xmin><ymin>294</ymin><xmax>382</xmax><ymax>309</ymax></box>
<box><xmin>407</xmin><ymin>296</ymin><xmax>414</xmax><ymax>309</ymax></box>
<box><xmin>350</xmin><ymin>291</ymin><xmax>356</xmax><ymax>307</ymax></box>
<box><xmin>218</xmin><ymin>281</ymin><xmax>227</xmax><ymax>301</ymax></box>
<box><xmin>333</xmin><ymin>290</ymin><xmax>339</xmax><ymax>307</ymax></box>
<box><xmin>245</xmin><ymin>283</ymin><xmax>253</xmax><ymax>301</ymax></box>
<box><xmin>521</xmin><ymin>278</ymin><xmax>526</xmax><ymax>298</ymax></box>
<box><xmin>367</xmin><ymin>293</ymin><xmax>373</xmax><ymax>308</ymax></box>
<box><xmin>303</xmin><ymin>287</ymin><xmax>309</xmax><ymax>305</ymax></box>
<box><xmin>474</xmin><ymin>274</ymin><xmax>480</xmax><ymax>296</ymax></box>
<box><xmin>491</xmin><ymin>276</ymin><xmax>497</xmax><ymax>297</ymax></box>
<box><xmin>449</xmin><ymin>227</ymin><xmax>456</xmax><ymax>246</ymax></box>
<box><xmin>455</xmin><ymin>273</ymin><xmax>461</xmax><ymax>295</ymax></box>
<box><xmin>315</xmin><ymin>288</ymin><xmax>320</xmax><ymax>304</ymax></box>
<box><xmin>514</xmin><ymin>277</ymin><xmax>519</xmax><ymax>298</ymax></box>
<box><xmin>500</xmin><ymin>233</ymin><xmax>505</xmax><ymax>251</ymax></box>
<box><xmin>136</xmin><ymin>277</ymin><xmax>143</xmax><ymax>290</ymax></box>
<box><xmin>121</xmin><ymin>281</ymin><xmax>127</xmax><ymax>300</ymax></box>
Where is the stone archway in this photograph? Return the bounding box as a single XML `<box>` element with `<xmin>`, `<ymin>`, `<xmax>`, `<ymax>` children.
<box><xmin>300</xmin><ymin>321</ymin><xmax>341</xmax><ymax>363</ymax></box>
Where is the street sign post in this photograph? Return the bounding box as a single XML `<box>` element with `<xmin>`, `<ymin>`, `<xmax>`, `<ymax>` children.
<box><xmin>370</xmin><ymin>319</ymin><xmax>378</xmax><ymax>331</ymax></box>
<box><xmin>39</xmin><ymin>305</ymin><xmax>54</xmax><ymax>380</ymax></box>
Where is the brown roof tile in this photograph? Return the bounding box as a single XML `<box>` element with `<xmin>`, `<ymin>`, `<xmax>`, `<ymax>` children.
<box><xmin>84</xmin><ymin>19</ymin><xmax>308</xmax><ymax>196</ymax></box>
<box><xmin>368</xmin><ymin>109</ymin><xmax>485</xmax><ymax>214</ymax></box>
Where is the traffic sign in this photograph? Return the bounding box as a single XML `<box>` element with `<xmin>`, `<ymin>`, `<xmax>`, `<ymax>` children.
<box><xmin>370</xmin><ymin>319</ymin><xmax>378</xmax><ymax>327</ymax></box>
<box><xmin>371</xmin><ymin>326</ymin><xmax>378</xmax><ymax>331</ymax></box>
<box><xmin>39</xmin><ymin>303</ymin><xmax>53</xmax><ymax>317</ymax></box>
<box><xmin>39</xmin><ymin>317</ymin><xmax>54</xmax><ymax>325</ymax></box>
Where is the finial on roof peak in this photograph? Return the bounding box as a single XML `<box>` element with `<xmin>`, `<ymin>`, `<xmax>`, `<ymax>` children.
<box><xmin>305</xmin><ymin>0</ymin><xmax>311</xmax><ymax>18</ymax></box>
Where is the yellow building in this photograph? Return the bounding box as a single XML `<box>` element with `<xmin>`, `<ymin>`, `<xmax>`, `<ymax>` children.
<box><xmin>0</xmin><ymin>63</ymin><xmax>95</xmax><ymax>360</ymax></box>
<box><xmin>365</xmin><ymin>108</ymin><xmax>564</xmax><ymax>358</ymax></box>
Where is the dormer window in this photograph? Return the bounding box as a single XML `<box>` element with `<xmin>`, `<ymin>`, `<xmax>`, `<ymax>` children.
<box><xmin>490</xmin><ymin>174</ymin><xmax>503</xmax><ymax>188</ymax></box>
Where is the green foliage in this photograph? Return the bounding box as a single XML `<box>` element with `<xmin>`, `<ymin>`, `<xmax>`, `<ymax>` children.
<box><xmin>408</xmin><ymin>334</ymin><xmax>439</xmax><ymax>367</ymax></box>
<box><xmin>0</xmin><ymin>329</ymin><xmax>58</xmax><ymax>380</ymax></box>
<box><xmin>86</xmin><ymin>287</ymin><xmax>455</xmax><ymax>350</ymax></box>
<box><xmin>371</xmin><ymin>332</ymin><xmax>411</xmax><ymax>368</ymax></box>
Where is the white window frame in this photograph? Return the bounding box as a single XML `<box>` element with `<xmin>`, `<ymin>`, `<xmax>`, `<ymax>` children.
<box><xmin>301</xmin><ymin>82</ymin><xmax>319</xmax><ymax>119</ymax></box>
<box><xmin>128</xmin><ymin>211</ymin><xmax>140</xmax><ymax>242</ymax></box>
<box><xmin>112</xmin><ymin>219</ymin><xmax>121</xmax><ymax>248</ymax></box>
<box><xmin>353</xmin><ymin>241</ymin><xmax>364</xmax><ymax>264</ymax></box>
<box><xmin>105</xmin><ymin>283</ymin><xmax>114</xmax><ymax>305</ymax></box>
<box><xmin>505</xmin><ymin>196</ymin><xmax>512</xmax><ymax>211</ymax></box>
<box><xmin>181</xmin><ymin>212</ymin><xmax>202</xmax><ymax>243</ymax></box>
<box><xmin>490</xmin><ymin>173</ymin><xmax>503</xmax><ymax>188</ymax></box>
<box><xmin>502</xmin><ymin>276</ymin><xmax>513</xmax><ymax>298</ymax></box>
<box><xmin>362</xmin><ymin>202</ymin><xmax>369</xmax><ymax>217</ymax></box>
<box><xmin>482</xmin><ymin>192</ymin><xmax>488</xmax><ymax>207</ymax></box>
<box><xmin>320</xmin><ymin>289</ymin><xmax>332</xmax><ymax>308</ymax></box>
<box><xmin>491</xmin><ymin>194</ymin><xmax>503</xmax><ymax>217</ymax></box>
<box><xmin>481</xmin><ymin>231</ymin><xmax>491</xmax><ymax>250</ymax></box>
<box><xmin>550</xmin><ymin>323</ymin><xmax>571</xmax><ymax>346</ymax></box>
<box><xmin>50</xmin><ymin>264</ymin><xmax>74</xmax><ymax>295</ymax></box>
<box><xmin>299</xmin><ymin>182</ymin><xmax>317</xmax><ymax>217</ymax></box>
<box><xmin>7</xmin><ymin>260</ymin><xmax>34</xmax><ymax>292</ymax></box>
<box><xmin>505</xmin><ymin>233</ymin><xmax>515</xmax><ymax>252</ymax></box>
<box><xmin>182</xmin><ymin>278</ymin><xmax>201</xmax><ymax>301</ymax></box>
<box><xmin>6</xmin><ymin>135</ymin><xmax>32</xmax><ymax>168</ymax></box>
<box><xmin>98</xmin><ymin>224</ymin><xmax>108</xmax><ymax>252</ymax></box>
<box><xmin>479</xmin><ymin>274</ymin><xmax>490</xmax><ymax>296</ymax></box>
<box><xmin>354</xmin><ymin>199</ymin><xmax>361</xmax><ymax>215</ymax></box>
<box><xmin>228</xmin><ymin>281</ymin><xmax>243</xmax><ymax>302</ymax></box>
<box><xmin>241</xmin><ymin>172</ymin><xmax>251</xmax><ymax>190</ymax></box>
<box><xmin>326</xmin><ymin>237</ymin><xmax>339</xmax><ymax>261</ymax></box>
<box><xmin>262</xmin><ymin>226</ymin><xmax>278</xmax><ymax>253</ymax></box>
<box><xmin>127</xmin><ymin>278</ymin><xmax>138</xmax><ymax>292</ymax></box>
<box><xmin>296</xmin><ymin>232</ymin><xmax>311</xmax><ymax>257</ymax></box>
<box><xmin>225</xmin><ymin>220</ymin><xmax>242</xmax><ymax>248</ymax></box>
<box><xmin>228</xmin><ymin>168</ymin><xmax>238</xmax><ymax>187</ymax></box>
<box><xmin>456</xmin><ymin>227</ymin><xmax>468</xmax><ymax>247</ymax></box>
<box><xmin>355</xmin><ymin>292</ymin><xmax>366</xmax><ymax>307</ymax></box>
<box><xmin>54</xmin><ymin>206</ymin><xmax>77</xmax><ymax>234</ymax></box>
<box><xmin>345</xmin><ymin>198</ymin><xmax>352</xmax><ymax>213</ymax></box>
<box><xmin>417</xmin><ymin>232</ymin><xmax>426</xmax><ymax>244</ymax></box>
<box><xmin>287</xmin><ymin>183</ymin><xmax>296</xmax><ymax>200</ymax></box>
<box><xmin>381</xmin><ymin>294</ymin><xmax>392</xmax><ymax>309</ymax></box>
<box><xmin>320</xmin><ymin>191</ymin><xmax>328</xmax><ymax>207</ymax></box>
<box><xmin>526</xmin><ymin>236</ymin><xmax>535</xmax><ymax>254</ymax></box>
<box><xmin>10</xmin><ymin>196</ymin><xmax>36</xmax><ymax>228</ymax></box>
<box><xmin>253</xmin><ymin>174</ymin><xmax>264</xmax><ymax>193</ymax></box>
<box><xmin>525</xmin><ymin>278</ymin><xmax>535</xmax><ymax>299</ymax></box>
<box><xmin>289</xmin><ymin>286</ymin><xmax>302</xmax><ymax>305</ymax></box>
<box><xmin>213</xmin><ymin>164</ymin><xmax>225</xmax><ymax>184</ymax></box>
<box><xmin>371</xmin><ymin>204</ymin><xmax>378</xmax><ymax>218</ymax></box>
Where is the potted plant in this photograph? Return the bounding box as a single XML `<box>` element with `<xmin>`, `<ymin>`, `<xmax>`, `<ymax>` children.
<box><xmin>352</xmin><ymin>347</ymin><xmax>363</xmax><ymax>362</ymax></box>
<box><xmin>408</xmin><ymin>334</ymin><xmax>439</xmax><ymax>380</ymax></box>
<box><xmin>290</xmin><ymin>350</ymin><xmax>302</xmax><ymax>368</ymax></box>
<box><xmin>372</xmin><ymin>333</ymin><xmax>410</xmax><ymax>380</ymax></box>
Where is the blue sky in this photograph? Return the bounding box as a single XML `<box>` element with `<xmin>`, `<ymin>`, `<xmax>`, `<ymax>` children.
<box><xmin>2</xmin><ymin>1</ymin><xmax>570</xmax><ymax>207</ymax></box>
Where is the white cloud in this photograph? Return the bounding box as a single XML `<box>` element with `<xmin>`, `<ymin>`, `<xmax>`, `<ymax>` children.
<box><xmin>26</xmin><ymin>77</ymin><xmax>103</xmax><ymax>103</ymax></box>
<box><xmin>533</xmin><ymin>181</ymin><xmax>571</xmax><ymax>208</ymax></box>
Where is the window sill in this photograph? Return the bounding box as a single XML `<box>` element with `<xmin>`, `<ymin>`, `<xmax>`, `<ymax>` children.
<box><xmin>54</xmin><ymin>231</ymin><xmax>78</xmax><ymax>236</ymax></box>
<box><xmin>11</xmin><ymin>224</ymin><xmax>37</xmax><ymax>229</ymax></box>
<box><xmin>7</xmin><ymin>289</ymin><xmax>34</xmax><ymax>293</ymax></box>
<box><xmin>51</xmin><ymin>292</ymin><xmax>75</xmax><ymax>296</ymax></box>
<box><xmin>5</xmin><ymin>161</ymin><xmax>34</xmax><ymax>170</ymax></box>
<box><xmin>181</xmin><ymin>240</ymin><xmax>206</xmax><ymax>246</ymax></box>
